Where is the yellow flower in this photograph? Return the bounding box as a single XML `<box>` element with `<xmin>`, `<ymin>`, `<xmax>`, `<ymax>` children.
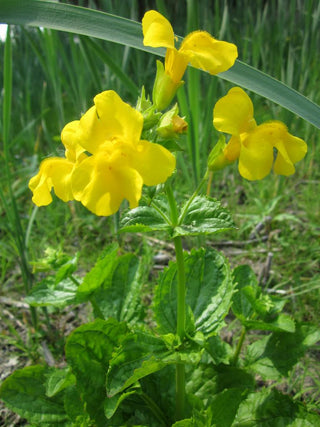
<box><xmin>142</xmin><ymin>10</ymin><xmax>238</xmax><ymax>110</ymax></box>
<box><xmin>29</xmin><ymin>91</ymin><xmax>176</xmax><ymax>216</ymax></box>
<box><xmin>29</xmin><ymin>121</ymin><xmax>87</xmax><ymax>206</ymax></box>
<box><xmin>213</xmin><ymin>87</ymin><xmax>307</xmax><ymax>180</ymax></box>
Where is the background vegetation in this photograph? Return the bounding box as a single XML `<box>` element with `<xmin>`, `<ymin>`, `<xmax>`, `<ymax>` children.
<box><xmin>1</xmin><ymin>0</ymin><xmax>319</xmax><ymax>423</ymax></box>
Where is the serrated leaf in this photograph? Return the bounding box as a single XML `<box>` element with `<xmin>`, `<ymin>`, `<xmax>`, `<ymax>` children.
<box><xmin>0</xmin><ymin>365</ymin><xmax>68</xmax><ymax>424</ymax></box>
<box><xmin>232</xmin><ymin>265</ymin><xmax>259</xmax><ymax>320</ymax></box>
<box><xmin>46</xmin><ymin>367</ymin><xmax>76</xmax><ymax>398</ymax></box>
<box><xmin>234</xmin><ymin>388</ymin><xmax>320</xmax><ymax>426</ymax></box>
<box><xmin>242</xmin><ymin>313</ymin><xmax>295</xmax><ymax>333</ymax></box>
<box><xmin>65</xmin><ymin>318</ymin><xmax>127</xmax><ymax>426</ymax></box>
<box><xmin>208</xmin><ymin>388</ymin><xmax>250</xmax><ymax>427</ymax></box>
<box><xmin>154</xmin><ymin>248</ymin><xmax>234</xmax><ymax>336</ymax></box>
<box><xmin>76</xmin><ymin>243</ymin><xmax>118</xmax><ymax>299</ymax></box>
<box><xmin>55</xmin><ymin>255</ymin><xmax>79</xmax><ymax>284</ymax></box>
<box><xmin>25</xmin><ymin>277</ymin><xmax>79</xmax><ymax>308</ymax></box>
<box><xmin>175</xmin><ymin>196</ymin><xmax>234</xmax><ymax>237</ymax></box>
<box><xmin>205</xmin><ymin>335</ymin><xmax>233</xmax><ymax>365</ymax></box>
<box><xmin>107</xmin><ymin>332</ymin><xmax>171</xmax><ymax>397</ymax></box>
<box><xmin>63</xmin><ymin>385</ymin><xmax>89</xmax><ymax>424</ymax></box>
<box><xmin>187</xmin><ymin>364</ymin><xmax>255</xmax><ymax>403</ymax></box>
<box><xmin>232</xmin><ymin>265</ymin><xmax>292</xmax><ymax>332</ymax></box>
<box><xmin>245</xmin><ymin>323</ymin><xmax>320</xmax><ymax>380</ymax></box>
<box><xmin>119</xmin><ymin>199</ymin><xmax>172</xmax><ymax>235</ymax></box>
<box><xmin>104</xmin><ymin>386</ymin><xmax>139</xmax><ymax>419</ymax></box>
<box><xmin>107</xmin><ymin>331</ymin><xmax>202</xmax><ymax>397</ymax></box>
<box><xmin>92</xmin><ymin>253</ymin><xmax>145</xmax><ymax>324</ymax></box>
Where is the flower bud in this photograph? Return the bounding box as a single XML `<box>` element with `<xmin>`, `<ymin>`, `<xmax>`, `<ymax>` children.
<box><xmin>152</xmin><ymin>60</ymin><xmax>184</xmax><ymax>111</ymax></box>
<box><xmin>157</xmin><ymin>103</ymin><xmax>188</xmax><ymax>138</ymax></box>
<box><xmin>207</xmin><ymin>134</ymin><xmax>233</xmax><ymax>172</ymax></box>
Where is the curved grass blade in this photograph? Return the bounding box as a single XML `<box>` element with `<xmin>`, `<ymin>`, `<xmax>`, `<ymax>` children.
<box><xmin>1</xmin><ymin>0</ymin><xmax>319</xmax><ymax>128</ymax></box>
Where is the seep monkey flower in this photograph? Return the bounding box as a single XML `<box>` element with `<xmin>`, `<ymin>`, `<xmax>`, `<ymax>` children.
<box><xmin>29</xmin><ymin>90</ymin><xmax>176</xmax><ymax>216</ymax></box>
<box><xmin>142</xmin><ymin>10</ymin><xmax>238</xmax><ymax>110</ymax></box>
<box><xmin>212</xmin><ymin>87</ymin><xmax>307</xmax><ymax>180</ymax></box>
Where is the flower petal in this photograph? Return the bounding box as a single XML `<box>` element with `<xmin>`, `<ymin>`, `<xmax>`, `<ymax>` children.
<box><xmin>29</xmin><ymin>158</ymin><xmax>75</xmax><ymax>206</ymax></box>
<box><xmin>270</xmin><ymin>122</ymin><xmax>308</xmax><ymax>175</ymax></box>
<box><xmin>224</xmin><ymin>136</ymin><xmax>241</xmax><ymax>161</ymax></box>
<box><xmin>164</xmin><ymin>48</ymin><xmax>189</xmax><ymax>83</ymax></box>
<box><xmin>78</xmin><ymin>91</ymin><xmax>143</xmax><ymax>154</ymax></box>
<box><xmin>72</xmin><ymin>155</ymin><xmax>143</xmax><ymax>216</ymax></box>
<box><xmin>180</xmin><ymin>31</ymin><xmax>238</xmax><ymax>75</ymax></box>
<box><xmin>142</xmin><ymin>10</ymin><xmax>175</xmax><ymax>49</ymax></box>
<box><xmin>131</xmin><ymin>140</ymin><xmax>176</xmax><ymax>186</ymax></box>
<box><xmin>238</xmin><ymin>129</ymin><xmax>274</xmax><ymax>180</ymax></box>
<box><xmin>213</xmin><ymin>87</ymin><xmax>256</xmax><ymax>136</ymax></box>
<box><xmin>61</xmin><ymin>120</ymin><xmax>86</xmax><ymax>162</ymax></box>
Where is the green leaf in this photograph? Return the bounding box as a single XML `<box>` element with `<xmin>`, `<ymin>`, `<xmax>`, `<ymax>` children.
<box><xmin>175</xmin><ymin>196</ymin><xmax>235</xmax><ymax>237</ymax></box>
<box><xmin>119</xmin><ymin>197</ymin><xmax>172</xmax><ymax>235</ymax></box>
<box><xmin>55</xmin><ymin>254</ymin><xmax>79</xmax><ymax>284</ymax></box>
<box><xmin>1</xmin><ymin>0</ymin><xmax>319</xmax><ymax>128</ymax></box>
<box><xmin>232</xmin><ymin>265</ymin><xmax>293</xmax><ymax>332</ymax></box>
<box><xmin>234</xmin><ymin>388</ymin><xmax>320</xmax><ymax>426</ymax></box>
<box><xmin>107</xmin><ymin>331</ymin><xmax>202</xmax><ymax>397</ymax></box>
<box><xmin>232</xmin><ymin>265</ymin><xmax>259</xmax><ymax>320</ymax></box>
<box><xmin>63</xmin><ymin>386</ymin><xmax>89</xmax><ymax>425</ymax></box>
<box><xmin>242</xmin><ymin>313</ymin><xmax>295</xmax><ymax>333</ymax></box>
<box><xmin>0</xmin><ymin>365</ymin><xmax>68</xmax><ymax>424</ymax></box>
<box><xmin>92</xmin><ymin>253</ymin><xmax>145</xmax><ymax>324</ymax></box>
<box><xmin>208</xmin><ymin>388</ymin><xmax>250</xmax><ymax>427</ymax></box>
<box><xmin>104</xmin><ymin>386</ymin><xmax>139</xmax><ymax>419</ymax></box>
<box><xmin>76</xmin><ymin>243</ymin><xmax>118</xmax><ymax>299</ymax></box>
<box><xmin>245</xmin><ymin>323</ymin><xmax>320</xmax><ymax>380</ymax></box>
<box><xmin>25</xmin><ymin>276</ymin><xmax>79</xmax><ymax>308</ymax></box>
<box><xmin>65</xmin><ymin>318</ymin><xmax>127</xmax><ymax>426</ymax></box>
<box><xmin>107</xmin><ymin>331</ymin><xmax>172</xmax><ymax>397</ymax></box>
<box><xmin>154</xmin><ymin>248</ymin><xmax>234</xmax><ymax>336</ymax></box>
<box><xmin>205</xmin><ymin>335</ymin><xmax>233</xmax><ymax>365</ymax></box>
<box><xmin>187</xmin><ymin>364</ymin><xmax>255</xmax><ymax>403</ymax></box>
<box><xmin>46</xmin><ymin>367</ymin><xmax>76</xmax><ymax>398</ymax></box>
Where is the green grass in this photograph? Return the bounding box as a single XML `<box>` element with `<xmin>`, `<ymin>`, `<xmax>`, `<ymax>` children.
<box><xmin>0</xmin><ymin>0</ymin><xmax>319</xmax><ymax>414</ymax></box>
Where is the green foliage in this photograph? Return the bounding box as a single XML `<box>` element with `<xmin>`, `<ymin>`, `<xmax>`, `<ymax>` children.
<box><xmin>232</xmin><ymin>265</ymin><xmax>295</xmax><ymax>332</ymax></box>
<box><xmin>175</xmin><ymin>196</ymin><xmax>235</xmax><ymax>237</ymax></box>
<box><xmin>244</xmin><ymin>323</ymin><xmax>320</xmax><ymax>381</ymax></box>
<box><xmin>65</xmin><ymin>318</ymin><xmax>127</xmax><ymax>426</ymax></box>
<box><xmin>0</xmin><ymin>366</ymin><xmax>69</xmax><ymax>425</ymax></box>
<box><xmin>92</xmin><ymin>252</ymin><xmax>146</xmax><ymax>323</ymax></box>
<box><xmin>154</xmin><ymin>248</ymin><xmax>234</xmax><ymax>336</ymax></box>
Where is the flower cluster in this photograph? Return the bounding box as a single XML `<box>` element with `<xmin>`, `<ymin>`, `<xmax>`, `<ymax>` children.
<box><xmin>29</xmin><ymin>91</ymin><xmax>176</xmax><ymax>216</ymax></box>
<box><xmin>29</xmin><ymin>10</ymin><xmax>307</xmax><ymax>216</ymax></box>
<box><xmin>212</xmin><ymin>87</ymin><xmax>307</xmax><ymax>180</ymax></box>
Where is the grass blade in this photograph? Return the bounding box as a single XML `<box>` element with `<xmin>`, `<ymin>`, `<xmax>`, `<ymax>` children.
<box><xmin>1</xmin><ymin>0</ymin><xmax>319</xmax><ymax>129</ymax></box>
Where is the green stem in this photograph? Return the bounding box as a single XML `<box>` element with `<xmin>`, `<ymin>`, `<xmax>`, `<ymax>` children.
<box><xmin>178</xmin><ymin>172</ymin><xmax>208</xmax><ymax>225</ymax></box>
<box><xmin>140</xmin><ymin>392</ymin><xmax>167</xmax><ymax>426</ymax></box>
<box><xmin>165</xmin><ymin>183</ymin><xmax>186</xmax><ymax>420</ymax></box>
<box><xmin>232</xmin><ymin>326</ymin><xmax>246</xmax><ymax>365</ymax></box>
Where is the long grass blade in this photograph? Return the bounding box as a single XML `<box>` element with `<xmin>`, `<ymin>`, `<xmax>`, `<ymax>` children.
<box><xmin>1</xmin><ymin>0</ymin><xmax>319</xmax><ymax>128</ymax></box>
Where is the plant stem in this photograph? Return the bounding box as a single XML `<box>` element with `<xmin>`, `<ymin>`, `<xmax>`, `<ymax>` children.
<box><xmin>178</xmin><ymin>172</ymin><xmax>208</xmax><ymax>225</ymax></box>
<box><xmin>232</xmin><ymin>326</ymin><xmax>246</xmax><ymax>365</ymax></box>
<box><xmin>165</xmin><ymin>183</ymin><xmax>186</xmax><ymax>420</ymax></box>
<box><xmin>140</xmin><ymin>392</ymin><xmax>168</xmax><ymax>426</ymax></box>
